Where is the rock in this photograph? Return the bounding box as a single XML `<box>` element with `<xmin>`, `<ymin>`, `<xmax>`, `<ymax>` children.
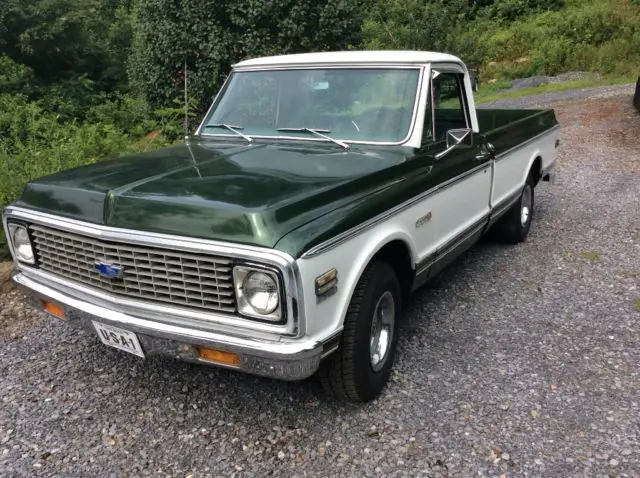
<box><xmin>511</xmin><ymin>76</ymin><xmax>550</xmax><ymax>90</ymax></box>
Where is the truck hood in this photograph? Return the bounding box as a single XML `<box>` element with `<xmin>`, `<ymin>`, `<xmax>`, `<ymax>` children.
<box><xmin>16</xmin><ymin>139</ymin><xmax>410</xmax><ymax>249</ymax></box>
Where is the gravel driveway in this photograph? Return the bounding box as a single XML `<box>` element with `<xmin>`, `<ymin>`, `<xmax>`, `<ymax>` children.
<box><xmin>1</xmin><ymin>89</ymin><xmax>639</xmax><ymax>477</ymax></box>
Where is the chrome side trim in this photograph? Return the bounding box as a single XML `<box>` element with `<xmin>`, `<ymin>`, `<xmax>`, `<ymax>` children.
<box><xmin>488</xmin><ymin>191</ymin><xmax>521</xmax><ymax>226</ymax></box>
<box><xmin>302</xmin><ymin>162</ymin><xmax>490</xmax><ymax>258</ymax></box>
<box><xmin>195</xmin><ymin>65</ymin><xmax>426</xmax><ymax>147</ymax></box>
<box><xmin>302</xmin><ymin>125</ymin><xmax>558</xmax><ymax>259</ymax></box>
<box><xmin>415</xmin><ymin>215</ymin><xmax>488</xmax><ymax>277</ymax></box>
<box><xmin>4</xmin><ymin>206</ymin><xmax>305</xmax><ymax>337</ymax></box>
<box><xmin>493</xmin><ymin>124</ymin><xmax>560</xmax><ymax>162</ymax></box>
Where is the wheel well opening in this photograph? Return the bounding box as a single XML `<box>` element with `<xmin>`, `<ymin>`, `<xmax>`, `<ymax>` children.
<box><xmin>372</xmin><ymin>240</ymin><xmax>414</xmax><ymax>301</ymax></box>
<box><xmin>531</xmin><ymin>156</ymin><xmax>543</xmax><ymax>186</ymax></box>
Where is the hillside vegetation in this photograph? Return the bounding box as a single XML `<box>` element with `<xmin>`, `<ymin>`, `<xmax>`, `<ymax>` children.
<box><xmin>1</xmin><ymin>0</ymin><xmax>639</xmax><ymax>256</ymax></box>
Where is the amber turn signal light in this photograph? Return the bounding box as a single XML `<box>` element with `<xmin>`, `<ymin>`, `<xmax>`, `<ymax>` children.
<box><xmin>196</xmin><ymin>347</ymin><xmax>240</xmax><ymax>367</ymax></box>
<box><xmin>41</xmin><ymin>301</ymin><xmax>66</xmax><ymax>320</ymax></box>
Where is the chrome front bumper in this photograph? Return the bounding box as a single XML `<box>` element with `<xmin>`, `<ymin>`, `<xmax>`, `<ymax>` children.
<box><xmin>13</xmin><ymin>272</ymin><xmax>338</xmax><ymax>381</ymax></box>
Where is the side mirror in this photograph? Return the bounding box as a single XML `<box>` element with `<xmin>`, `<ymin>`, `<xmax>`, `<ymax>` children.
<box><xmin>436</xmin><ymin>128</ymin><xmax>474</xmax><ymax>160</ymax></box>
<box><xmin>446</xmin><ymin>128</ymin><xmax>473</xmax><ymax>149</ymax></box>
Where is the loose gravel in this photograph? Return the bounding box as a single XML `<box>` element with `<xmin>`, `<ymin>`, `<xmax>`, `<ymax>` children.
<box><xmin>480</xmin><ymin>83</ymin><xmax>636</xmax><ymax>109</ymax></box>
<box><xmin>1</xmin><ymin>91</ymin><xmax>639</xmax><ymax>477</ymax></box>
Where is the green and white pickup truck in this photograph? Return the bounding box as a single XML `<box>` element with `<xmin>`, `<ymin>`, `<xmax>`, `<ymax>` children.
<box><xmin>3</xmin><ymin>51</ymin><xmax>559</xmax><ymax>402</ymax></box>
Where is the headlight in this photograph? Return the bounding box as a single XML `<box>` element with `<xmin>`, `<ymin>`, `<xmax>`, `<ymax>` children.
<box><xmin>233</xmin><ymin>267</ymin><xmax>282</xmax><ymax>321</ymax></box>
<box><xmin>8</xmin><ymin>223</ymin><xmax>35</xmax><ymax>264</ymax></box>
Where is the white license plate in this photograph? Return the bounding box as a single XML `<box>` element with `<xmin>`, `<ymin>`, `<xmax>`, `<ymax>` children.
<box><xmin>92</xmin><ymin>321</ymin><xmax>145</xmax><ymax>358</ymax></box>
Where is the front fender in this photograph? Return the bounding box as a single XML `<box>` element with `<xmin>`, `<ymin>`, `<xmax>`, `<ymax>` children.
<box><xmin>296</xmin><ymin>226</ymin><xmax>416</xmax><ymax>341</ymax></box>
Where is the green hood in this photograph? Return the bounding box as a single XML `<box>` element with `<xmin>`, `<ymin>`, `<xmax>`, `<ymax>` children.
<box><xmin>17</xmin><ymin>139</ymin><xmax>413</xmax><ymax>254</ymax></box>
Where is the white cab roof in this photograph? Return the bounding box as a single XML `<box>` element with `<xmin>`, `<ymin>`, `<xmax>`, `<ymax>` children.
<box><xmin>233</xmin><ymin>50</ymin><xmax>465</xmax><ymax>69</ymax></box>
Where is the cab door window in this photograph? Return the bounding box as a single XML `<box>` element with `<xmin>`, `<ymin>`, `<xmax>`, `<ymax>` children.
<box><xmin>423</xmin><ymin>72</ymin><xmax>469</xmax><ymax>143</ymax></box>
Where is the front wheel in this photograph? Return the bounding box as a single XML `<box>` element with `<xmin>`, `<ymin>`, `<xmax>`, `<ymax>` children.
<box><xmin>320</xmin><ymin>261</ymin><xmax>401</xmax><ymax>402</ymax></box>
<box><xmin>495</xmin><ymin>174</ymin><xmax>535</xmax><ymax>244</ymax></box>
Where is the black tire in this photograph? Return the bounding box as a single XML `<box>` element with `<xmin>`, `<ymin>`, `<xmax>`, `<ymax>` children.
<box><xmin>320</xmin><ymin>261</ymin><xmax>401</xmax><ymax>402</ymax></box>
<box><xmin>495</xmin><ymin>173</ymin><xmax>535</xmax><ymax>244</ymax></box>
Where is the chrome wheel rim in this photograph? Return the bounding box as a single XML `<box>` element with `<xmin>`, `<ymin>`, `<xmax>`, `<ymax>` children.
<box><xmin>369</xmin><ymin>291</ymin><xmax>395</xmax><ymax>372</ymax></box>
<box><xmin>521</xmin><ymin>184</ymin><xmax>532</xmax><ymax>227</ymax></box>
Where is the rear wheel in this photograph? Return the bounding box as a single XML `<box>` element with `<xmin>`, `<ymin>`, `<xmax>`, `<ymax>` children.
<box><xmin>320</xmin><ymin>261</ymin><xmax>401</xmax><ymax>402</ymax></box>
<box><xmin>495</xmin><ymin>173</ymin><xmax>535</xmax><ymax>244</ymax></box>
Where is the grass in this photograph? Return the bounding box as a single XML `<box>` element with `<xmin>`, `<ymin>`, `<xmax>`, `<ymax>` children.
<box><xmin>473</xmin><ymin>75</ymin><xmax>636</xmax><ymax>105</ymax></box>
<box><xmin>633</xmin><ymin>298</ymin><xmax>640</xmax><ymax>313</ymax></box>
<box><xmin>562</xmin><ymin>250</ymin><xmax>602</xmax><ymax>262</ymax></box>
<box><xmin>578</xmin><ymin>251</ymin><xmax>602</xmax><ymax>262</ymax></box>
<box><xmin>621</xmin><ymin>271</ymin><xmax>640</xmax><ymax>279</ymax></box>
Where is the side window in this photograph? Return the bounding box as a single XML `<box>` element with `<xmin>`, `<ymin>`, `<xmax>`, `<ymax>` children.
<box><xmin>424</xmin><ymin>72</ymin><xmax>468</xmax><ymax>143</ymax></box>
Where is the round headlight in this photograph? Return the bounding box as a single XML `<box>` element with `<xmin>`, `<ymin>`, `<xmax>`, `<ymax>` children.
<box><xmin>12</xmin><ymin>226</ymin><xmax>34</xmax><ymax>264</ymax></box>
<box><xmin>243</xmin><ymin>271</ymin><xmax>279</xmax><ymax>315</ymax></box>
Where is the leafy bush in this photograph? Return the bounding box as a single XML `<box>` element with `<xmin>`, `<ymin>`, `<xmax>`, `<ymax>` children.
<box><xmin>363</xmin><ymin>0</ymin><xmax>640</xmax><ymax>80</ymax></box>
<box><xmin>480</xmin><ymin>0</ymin><xmax>566</xmax><ymax>23</ymax></box>
<box><xmin>0</xmin><ymin>55</ymin><xmax>35</xmax><ymax>94</ymax></box>
<box><xmin>0</xmin><ymin>93</ymin><xmax>172</xmax><ymax>255</ymax></box>
<box><xmin>129</xmin><ymin>0</ymin><xmax>367</xmax><ymax>113</ymax></box>
<box><xmin>0</xmin><ymin>0</ymin><xmax>134</xmax><ymax>92</ymax></box>
<box><xmin>477</xmin><ymin>0</ymin><xmax>640</xmax><ymax>78</ymax></box>
<box><xmin>86</xmin><ymin>94</ymin><xmax>156</xmax><ymax>137</ymax></box>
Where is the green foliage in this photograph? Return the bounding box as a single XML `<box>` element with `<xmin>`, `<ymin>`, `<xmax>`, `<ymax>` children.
<box><xmin>479</xmin><ymin>0</ymin><xmax>566</xmax><ymax>23</ymax></box>
<box><xmin>86</xmin><ymin>94</ymin><xmax>156</xmax><ymax>137</ymax></box>
<box><xmin>0</xmin><ymin>56</ymin><xmax>35</xmax><ymax>94</ymax></box>
<box><xmin>129</xmin><ymin>0</ymin><xmax>367</xmax><ymax>114</ymax></box>
<box><xmin>363</xmin><ymin>0</ymin><xmax>639</xmax><ymax>79</ymax></box>
<box><xmin>480</xmin><ymin>0</ymin><xmax>640</xmax><ymax>78</ymax></box>
<box><xmin>0</xmin><ymin>0</ymin><xmax>134</xmax><ymax>92</ymax></box>
<box><xmin>0</xmin><ymin>93</ymin><xmax>173</xmax><ymax>254</ymax></box>
<box><xmin>362</xmin><ymin>0</ymin><xmax>455</xmax><ymax>52</ymax></box>
<box><xmin>362</xmin><ymin>0</ymin><xmax>566</xmax><ymax>66</ymax></box>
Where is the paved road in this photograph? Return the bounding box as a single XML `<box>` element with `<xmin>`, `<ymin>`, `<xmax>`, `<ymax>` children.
<box><xmin>1</xmin><ymin>91</ymin><xmax>639</xmax><ymax>477</ymax></box>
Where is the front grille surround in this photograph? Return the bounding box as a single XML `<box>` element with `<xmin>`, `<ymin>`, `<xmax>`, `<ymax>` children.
<box><xmin>29</xmin><ymin>224</ymin><xmax>239</xmax><ymax>315</ymax></box>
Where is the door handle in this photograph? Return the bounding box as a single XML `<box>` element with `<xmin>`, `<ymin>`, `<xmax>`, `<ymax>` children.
<box><xmin>475</xmin><ymin>142</ymin><xmax>496</xmax><ymax>162</ymax></box>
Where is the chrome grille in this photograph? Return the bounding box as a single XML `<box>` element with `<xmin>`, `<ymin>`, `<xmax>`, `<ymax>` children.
<box><xmin>29</xmin><ymin>224</ymin><xmax>237</xmax><ymax>314</ymax></box>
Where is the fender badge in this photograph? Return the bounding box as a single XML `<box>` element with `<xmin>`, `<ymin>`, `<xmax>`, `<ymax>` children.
<box><xmin>416</xmin><ymin>211</ymin><xmax>433</xmax><ymax>228</ymax></box>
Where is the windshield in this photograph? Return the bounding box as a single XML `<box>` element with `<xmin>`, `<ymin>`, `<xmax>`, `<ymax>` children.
<box><xmin>200</xmin><ymin>68</ymin><xmax>421</xmax><ymax>143</ymax></box>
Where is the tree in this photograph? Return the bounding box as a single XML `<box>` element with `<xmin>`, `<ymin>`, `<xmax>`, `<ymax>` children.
<box><xmin>361</xmin><ymin>0</ymin><xmax>566</xmax><ymax>68</ymax></box>
<box><xmin>0</xmin><ymin>0</ymin><xmax>134</xmax><ymax>92</ymax></box>
<box><xmin>129</xmin><ymin>0</ymin><xmax>367</xmax><ymax>113</ymax></box>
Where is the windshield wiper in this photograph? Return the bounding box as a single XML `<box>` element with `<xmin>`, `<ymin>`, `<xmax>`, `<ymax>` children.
<box><xmin>204</xmin><ymin>123</ymin><xmax>253</xmax><ymax>143</ymax></box>
<box><xmin>277</xmin><ymin>127</ymin><xmax>349</xmax><ymax>150</ymax></box>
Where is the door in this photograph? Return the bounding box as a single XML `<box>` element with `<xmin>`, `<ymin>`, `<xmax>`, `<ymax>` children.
<box><xmin>412</xmin><ymin>69</ymin><xmax>493</xmax><ymax>277</ymax></box>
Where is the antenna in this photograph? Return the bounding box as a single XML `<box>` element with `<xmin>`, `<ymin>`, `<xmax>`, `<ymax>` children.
<box><xmin>184</xmin><ymin>58</ymin><xmax>189</xmax><ymax>139</ymax></box>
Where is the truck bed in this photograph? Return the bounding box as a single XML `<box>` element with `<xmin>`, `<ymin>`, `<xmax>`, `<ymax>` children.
<box><xmin>477</xmin><ymin>108</ymin><xmax>558</xmax><ymax>155</ymax></box>
<box><xmin>435</xmin><ymin>108</ymin><xmax>558</xmax><ymax>150</ymax></box>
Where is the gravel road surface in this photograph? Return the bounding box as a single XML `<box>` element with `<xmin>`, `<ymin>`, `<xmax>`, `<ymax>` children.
<box><xmin>480</xmin><ymin>83</ymin><xmax>636</xmax><ymax>109</ymax></box>
<box><xmin>1</xmin><ymin>89</ymin><xmax>639</xmax><ymax>477</ymax></box>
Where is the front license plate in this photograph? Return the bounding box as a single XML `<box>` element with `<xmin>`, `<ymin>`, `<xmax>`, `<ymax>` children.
<box><xmin>92</xmin><ymin>321</ymin><xmax>145</xmax><ymax>358</ymax></box>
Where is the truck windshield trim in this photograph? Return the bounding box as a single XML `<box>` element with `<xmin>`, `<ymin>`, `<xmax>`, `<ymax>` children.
<box><xmin>196</xmin><ymin>66</ymin><xmax>425</xmax><ymax>146</ymax></box>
